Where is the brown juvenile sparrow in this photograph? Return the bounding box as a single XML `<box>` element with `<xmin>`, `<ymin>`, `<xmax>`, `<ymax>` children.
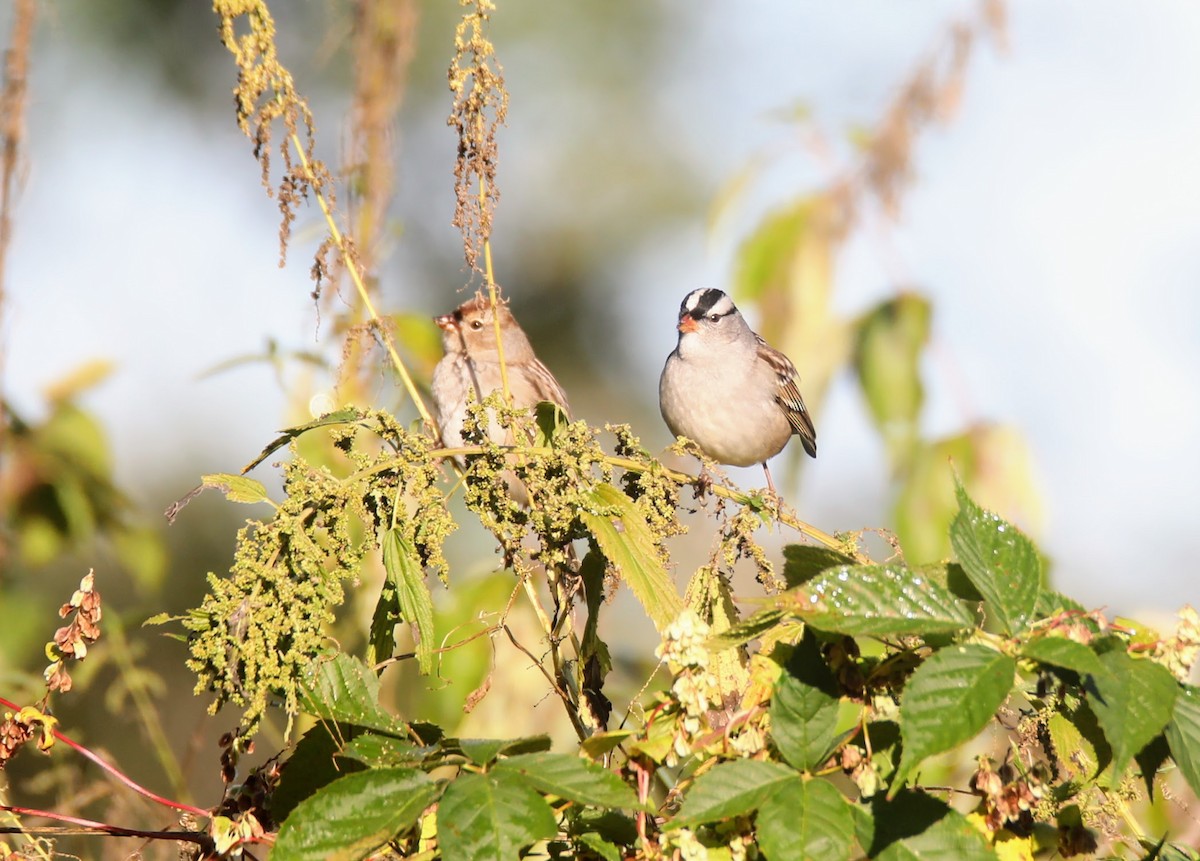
<box><xmin>431</xmin><ymin>294</ymin><xmax>570</xmax><ymax>502</ymax></box>
<box><xmin>659</xmin><ymin>288</ymin><xmax>816</xmax><ymax>493</ymax></box>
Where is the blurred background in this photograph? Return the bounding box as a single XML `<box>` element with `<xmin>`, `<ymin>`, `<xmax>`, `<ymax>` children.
<box><xmin>1</xmin><ymin>0</ymin><xmax>1199</xmax><ymax>842</ymax></box>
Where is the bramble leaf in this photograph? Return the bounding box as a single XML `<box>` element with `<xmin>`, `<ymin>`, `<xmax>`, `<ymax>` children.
<box><xmin>299</xmin><ymin>653</ymin><xmax>408</xmax><ymax>736</ymax></box>
<box><xmin>770</xmin><ymin>631</ymin><xmax>841</xmax><ymax>771</ymax></box>
<box><xmin>1091</xmin><ymin>651</ymin><xmax>1178</xmax><ymax>783</ymax></box>
<box><xmin>859</xmin><ymin>790</ymin><xmax>997</xmax><ymax>861</ymax></box>
<box><xmin>782</xmin><ymin>564</ymin><xmax>974</xmax><ymax>637</ymax></box>
<box><xmin>895</xmin><ymin>644</ymin><xmax>1016</xmax><ymax>789</ymax></box>
<box><xmin>272</xmin><ymin>768</ymin><xmax>438</xmax><ymax>861</ymax></box>
<box><xmin>1166</xmin><ymin>685</ymin><xmax>1200</xmax><ymax>798</ymax></box>
<box><xmin>1020</xmin><ymin>637</ymin><xmax>1105</xmax><ymax>678</ymax></box>
<box><xmin>493</xmin><ymin>752</ymin><xmax>641</xmax><ymax>809</ymax></box>
<box><xmin>950</xmin><ymin>481</ymin><xmax>1041</xmax><ymax>636</ymax></box>
<box><xmin>757</xmin><ymin>777</ymin><xmax>854</xmax><ymax>861</ymax></box>
<box><xmin>671</xmin><ymin>760</ymin><xmax>797</xmax><ymax>826</ymax></box>
<box><xmin>437</xmin><ymin>771</ymin><xmax>557</xmax><ymax>861</ymax></box>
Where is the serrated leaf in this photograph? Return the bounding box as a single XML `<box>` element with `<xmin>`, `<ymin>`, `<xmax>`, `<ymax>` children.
<box><xmin>241</xmin><ymin>407</ymin><xmax>365</xmax><ymax>473</ymax></box>
<box><xmin>1020</xmin><ymin>637</ymin><xmax>1106</xmax><ymax>678</ymax></box>
<box><xmin>707</xmin><ymin>609</ymin><xmax>787</xmax><ymax>650</ymax></box>
<box><xmin>950</xmin><ymin>482</ymin><xmax>1041</xmax><ymax>637</ymax></box>
<box><xmin>782</xmin><ymin>545</ymin><xmax>859</xmax><ymax>588</ymax></box>
<box><xmin>783</xmin><ymin>564</ymin><xmax>975</xmax><ymax>637</ymax></box>
<box><xmin>382</xmin><ymin>528</ymin><xmax>435</xmax><ymax>675</ymax></box>
<box><xmin>200</xmin><ymin>473</ymin><xmax>271</xmax><ymax>504</ymax></box>
<box><xmin>1090</xmin><ymin>650</ymin><xmax>1178</xmax><ymax>783</ymax></box>
<box><xmin>859</xmin><ymin>790</ymin><xmax>997</xmax><ymax>861</ymax></box>
<box><xmin>340</xmin><ymin>733</ymin><xmax>431</xmax><ymax>768</ymax></box>
<box><xmin>494</xmin><ymin>752</ymin><xmax>640</xmax><ymax>809</ymax></box>
<box><xmin>671</xmin><ymin>760</ymin><xmax>798</xmax><ymax>826</ymax></box>
<box><xmin>757</xmin><ymin>778</ymin><xmax>853</xmax><ymax>861</ymax></box>
<box><xmin>770</xmin><ymin>630</ymin><xmax>841</xmax><ymax>771</ymax></box>
<box><xmin>895</xmin><ymin>644</ymin><xmax>1016</xmax><ymax>789</ymax></box>
<box><xmin>1046</xmin><ymin>702</ymin><xmax>1110</xmax><ymax>792</ymax></box>
<box><xmin>458</xmin><ymin>738</ymin><xmax>508</xmax><ymax>766</ymax></box>
<box><xmin>581</xmin><ymin>730</ymin><xmax>635</xmax><ymax>760</ymax></box>
<box><xmin>437</xmin><ymin>771</ymin><xmax>557</xmax><ymax>861</ymax></box>
<box><xmin>1140</xmin><ymin>835</ymin><xmax>1200</xmax><ymax>861</ymax></box>
<box><xmin>577</xmin><ymin>831</ymin><xmax>622</xmax><ymax>861</ymax></box>
<box><xmin>1166</xmin><ymin>685</ymin><xmax>1200</xmax><ymax>799</ymax></box>
<box><xmin>270</xmin><ymin>723</ymin><xmax>366</xmax><ymax>824</ymax></box>
<box><xmin>272</xmin><ymin>768</ymin><xmax>438</xmax><ymax>861</ymax></box>
<box><xmin>300</xmin><ymin>653</ymin><xmax>408</xmax><ymax>735</ymax></box>
<box><xmin>581</xmin><ymin>483</ymin><xmax>683</xmax><ymax>632</ymax></box>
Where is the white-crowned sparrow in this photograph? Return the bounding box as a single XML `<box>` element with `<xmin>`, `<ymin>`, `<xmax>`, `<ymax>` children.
<box><xmin>659</xmin><ymin>288</ymin><xmax>816</xmax><ymax>493</ymax></box>
<box><xmin>431</xmin><ymin>294</ymin><xmax>570</xmax><ymax>502</ymax></box>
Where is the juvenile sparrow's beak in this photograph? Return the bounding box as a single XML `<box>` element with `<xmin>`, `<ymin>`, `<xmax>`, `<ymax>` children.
<box><xmin>434</xmin><ymin>313</ymin><xmax>458</xmax><ymax>332</ymax></box>
<box><xmin>677</xmin><ymin>315</ymin><xmax>698</xmax><ymax>334</ymax></box>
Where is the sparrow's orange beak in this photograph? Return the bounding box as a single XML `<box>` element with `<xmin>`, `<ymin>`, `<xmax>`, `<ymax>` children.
<box><xmin>434</xmin><ymin>313</ymin><xmax>458</xmax><ymax>332</ymax></box>
<box><xmin>677</xmin><ymin>315</ymin><xmax>698</xmax><ymax>334</ymax></box>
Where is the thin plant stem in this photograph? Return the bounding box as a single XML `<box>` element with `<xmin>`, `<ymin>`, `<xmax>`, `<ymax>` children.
<box><xmin>284</xmin><ymin>124</ymin><xmax>434</xmax><ymax>428</ymax></box>
<box><xmin>106</xmin><ymin>619</ymin><xmax>191</xmax><ymax>804</ymax></box>
<box><xmin>0</xmin><ymin>696</ymin><xmax>209</xmax><ymax>819</ymax></box>
<box><xmin>0</xmin><ymin>806</ymin><xmax>210</xmax><ymax>846</ymax></box>
<box><xmin>479</xmin><ymin>178</ymin><xmax>511</xmax><ymax>403</ymax></box>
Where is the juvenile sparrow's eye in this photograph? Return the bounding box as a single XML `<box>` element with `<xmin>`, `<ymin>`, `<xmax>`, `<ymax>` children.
<box><xmin>470</xmin><ymin>320</ymin><xmax>484</xmax><ymax>330</ymax></box>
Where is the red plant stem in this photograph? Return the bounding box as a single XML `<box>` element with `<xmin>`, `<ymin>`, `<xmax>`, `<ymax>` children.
<box><xmin>0</xmin><ymin>696</ymin><xmax>209</xmax><ymax>818</ymax></box>
<box><xmin>0</xmin><ymin>805</ymin><xmax>208</xmax><ymax>845</ymax></box>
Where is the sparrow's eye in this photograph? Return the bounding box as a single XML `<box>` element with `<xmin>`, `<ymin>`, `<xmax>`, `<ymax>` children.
<box><xmin>708</xmin><ymin>313</ymin><xmax>721</xmax><ymax>323</ymax></box>
<box><xmin>470</xmin><ymin>320</ymin><xmax>484</xmax><ymax>330</ymax></box>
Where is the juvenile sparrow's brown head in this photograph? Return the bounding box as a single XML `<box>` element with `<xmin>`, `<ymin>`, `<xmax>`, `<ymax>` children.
<box><xmin>434</xmin><ymin>295</ymin><xmax>536</xmax><ymax>364</ymax></box>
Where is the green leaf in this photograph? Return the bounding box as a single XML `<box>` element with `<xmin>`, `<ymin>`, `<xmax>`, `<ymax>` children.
<box><xmin>1140</xmin><ymin>836</ymin><xmax>1200</xmax><ymax>861</ymax></box>
<box><xmin>200</xmin><ymin>473</ymin><xmax>271</xmax><ymax>504</ymax></box>
<box><xmin>672</xmin><ymin>760</ymin><xmax>798</xmax><ymax>826</ymax></box>
<box><xmin>707</xmin><ymin>609</ymin><xmax>787</xmax><ymax>650</ymax></box>
<box><xmin>437</xmin><ymin>771</ymin><xmax>557</xmax><ymax>861</ymax></box>
<box><xmin>770</xmin><ymin>630</ymin><xmax>841</xmax><ymax>771</ymax></box>
<box><xmin>734</xmin><ymin>200</ymin><xmax>816</xmax><ymax>302</ymax></box>
<box><xmin>300</xmin><ymin>653</ymin><xmax>408</xmax><ymax>735</ymax></box>
<box><xmin>581</xmin><ymin>483</ymin><xmax>683</xmax><ymax>632</ymax></box>
<box><xmin>241</xmin><ymin>407</ymin><xmax>365</xmax><ymax>473</ymax></box>
<box><xmin>1166</xmin><ymin>685</ymin><xmax>1200</xmax><ymax>798</ymax></box>
<box><xmin>757</xmin><ymin>778</ymin><xmax>853</xmax><ymax>861</ymax></box>
<box><xmin>339</xmin><ymin>733</ymin><xmax>431</xmax><ymax>768</ymax></box>
<box><xmin>895</xmin><ymin>644</ymin><xmax>1016</xmax><ymax>788</ymax></box>
<box><xmin>781</xmin><ymin>545</ymin><xmax>859</xmax><ymax>588</ymax></box>
<box><xmin>273</xmin><ymin>768</ymin><xmax>438</xmax><ymax>861</ymax></box>
<box><xmin>950</xmin><ymin>481</ymin><xmax>1042</xmax><ymax>636</ymax></box>
<box><xmin>853</xmin><ymin>293</ymin><xmax>930</xmax><ymax>463</ymax></box>
<box><xmin>270</xmin><ymin>723</ymin><xmax>366</xmax><ymax>824</ymax></box>
<box><xmin>1047</xmin><ymin>704</ymin><xmax>1110</xmax><ymax>792</ymax></box>
<box><xmin>577</xmin><ymin>832</ymin><xmax>622</xmax><ymax>861</ymax></box>
<box><xmin>1090</xmin><ymin>651</ymin><xmax>1178</xmax><ymax>783</ymax></box>
<box><xmin>580</xmin><ymin>730</ymin><xmax>635</xmax><ymax>760</ymax></box>
<box><xmin>859</xmin><ymin>791</ymin><xmax>997</xmax><ymax>861</ymax></box>
<box><xmin>494</xmin><ymin>752</ymin><xmax>640</xmax><ymax>809</ymax></box>
<box><xmin>382</xmin><ymin>528</ymin><xmax>435</xmax><ymax>675</ymax></box>
<box><xmin>783</xmin><ymin>564</ymin><xmax>975</xmax><ymax>637</ymax></box>
<box><xmin>1020</xmin><ymin>637</ymin><xmax>1106</xmax><ymax>677</ymax></box>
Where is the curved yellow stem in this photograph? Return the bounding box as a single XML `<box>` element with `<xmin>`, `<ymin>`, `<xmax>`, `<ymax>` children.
<box><xmin>287</xmin><ymin>128</ymin><xmax>434</xmax><ymax>428</ymax></box>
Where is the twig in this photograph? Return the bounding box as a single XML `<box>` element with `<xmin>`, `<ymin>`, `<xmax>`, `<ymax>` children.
<box><xmin>0</xmin><ymin>696</ymin><xmax>209</xmax><ymax>819</ymax></box>
<box><xmin>501</xmin><ymin>625</ymin><xmax>587</xmax><ymax>742</ymax></box>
